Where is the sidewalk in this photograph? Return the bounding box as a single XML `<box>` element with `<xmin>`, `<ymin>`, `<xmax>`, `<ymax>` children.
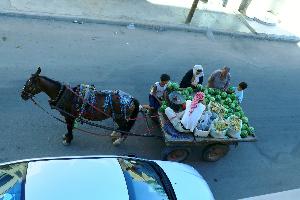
<box><xmin>239</xmin><ymin>188</ymin><xmax>300</xmax><ymax>200</ymax></box>
<box><xmin>0</xmin><ymin>0</ymin><xmax>299</xmax><ymax>42</ymax></box>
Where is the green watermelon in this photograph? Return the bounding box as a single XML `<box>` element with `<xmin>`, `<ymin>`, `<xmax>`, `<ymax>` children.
<box><xmin>226</xmin><ymin>98</ymin><xmax>232</xmax><ymax>104</ymax></box>
<box><xmin>227</xmin><ymin>86</ymin><xmax>235</xmax><ymax>93</ymax></box>
<box><xmin>162</xmin><ymin>101</ymin><xmax>167</xmax><ymax>106</ymax></box>
<box><xmin>249</xmin><ymin>127</ymin><xmax>255</xmax><ymax>133</ymax></box>
<box><xmin>242</xmin><ymin>123</ymin><xmax>248</xmax><ymax>130</ymax></box>
<box><xmin>240</xmin><ymin>110</ymin><xmax>244</xmax><ymax>115</ymax></box>
<box><xmin>234</xmin><ymin>112</ymin><xmax>241</xmax><ymax>118</ymax></box>
<box><xmin>230</xmin><ymin>94</ymin><xmax>236</xmax><ymax>100</ymax></box>
<box><xmin>186</xmin><ymin>87</ymin><xmax>193</xmax><ymax>93</ymax></box>
<box><xmin>242</xmin><ymin>117</ymin><xmax>249</xmax><ymax>123</ymax></box>
<box><xmin>241</xmin><ymin>130</ymin><xmax>248</xmax><ymax>138</ymax></box>
<box><xmin>159</xmin><ymin>105</ymin><xmax>167</xmax><ymax>113</ymax></box>
<box><xmin>182</xmin><ymin>90</ymin><xmax>188</xmax><ymax>95</ymax></box>
<box><xmin>215</xmin><ymin>89</ymin><xmax>221</xmax><ymax>95</ymax></box>
<box><xmin>196</xmin><ymin>84</ymin><xmax>203</xmax><ymax>91</ymax></box>
<box><xmin>221</xmin><ymin>92</ymin><xmax>227</xmax><ymax>99</ymax></box>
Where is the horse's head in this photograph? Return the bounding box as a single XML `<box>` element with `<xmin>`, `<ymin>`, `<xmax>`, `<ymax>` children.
<box><xmin>21</xmin><ymin>67</ymin><xmax>42</xmax><ymax>100</ymax></box>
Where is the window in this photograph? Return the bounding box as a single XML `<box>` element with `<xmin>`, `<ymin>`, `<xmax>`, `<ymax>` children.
<box><xmin>0</xmin><ymin>174</ymin><xmax>13</xmax><ymax>187</ymax></box>
<box><xmin>118</xmin><ymin>159</ymin><xmax>171</xmax><ymax>200</ymax></box>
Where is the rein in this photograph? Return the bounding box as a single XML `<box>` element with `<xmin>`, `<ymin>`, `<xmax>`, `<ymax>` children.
<box><xmin>30</xmin><ymin>97</ymin><xmax>162</xmax><ymax>139</ymax></box>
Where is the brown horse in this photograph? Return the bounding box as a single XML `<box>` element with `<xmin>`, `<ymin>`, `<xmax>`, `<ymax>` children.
<box><xmin>21</xmin><ymin>67</ymin><xmax>140</xmax><ymax>146</ymax></box>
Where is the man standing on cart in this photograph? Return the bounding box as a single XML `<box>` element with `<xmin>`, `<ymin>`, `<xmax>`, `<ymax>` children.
<box><xmin>207</xmin><ymin>66</ymin><xmax>231</xmax><ymax>91</ymax></box>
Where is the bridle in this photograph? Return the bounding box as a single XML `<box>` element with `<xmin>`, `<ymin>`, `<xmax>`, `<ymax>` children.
<box><xmin>22</xmin><ymin>76</ymin><xmax>64</xmax><ymax>102</ymax></box>
<box><xmin>22</xmin><ymin>78</ymin><xmax>41</xmax><ymax>99</ymax></box>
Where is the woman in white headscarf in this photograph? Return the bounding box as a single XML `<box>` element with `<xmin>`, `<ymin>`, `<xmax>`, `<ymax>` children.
<box><xmin>180</xmin><ymin>65</ymin><xmax>204</xmax><ymax>88</ymax></box>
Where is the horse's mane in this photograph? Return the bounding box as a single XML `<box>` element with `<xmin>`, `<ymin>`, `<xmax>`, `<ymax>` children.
<box><xmin>40</xmin><ymin>76</ymin><xmax>61</xmax><ymax>88</ymax></box>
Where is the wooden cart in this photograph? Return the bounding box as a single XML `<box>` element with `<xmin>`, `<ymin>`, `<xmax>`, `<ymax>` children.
<box><xmin>158</xmin><ymin>113</ymin><xmax>256</xmax><ymax>162</ymax></box>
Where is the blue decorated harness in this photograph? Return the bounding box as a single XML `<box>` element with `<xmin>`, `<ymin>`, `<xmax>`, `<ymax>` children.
<box><xmin>74</xmin><ymin>84</ymin><xmax>134</xmax><ymax>120</ymax></box>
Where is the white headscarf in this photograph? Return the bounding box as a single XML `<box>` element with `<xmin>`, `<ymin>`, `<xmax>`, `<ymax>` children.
<box><xmin>192</xmin><ymin>65</ymin><xmax>204</xmax><ymax>85</ymax></box>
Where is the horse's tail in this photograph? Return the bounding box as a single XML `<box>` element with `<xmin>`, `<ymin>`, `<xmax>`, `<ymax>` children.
<box><xmin>126</xmin><ymin>98</ymin><xmax>140</xmax><ymax>131</ymax></box>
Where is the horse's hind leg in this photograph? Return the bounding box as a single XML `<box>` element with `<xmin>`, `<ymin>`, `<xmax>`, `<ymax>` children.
<box><xmin>63</xmin><ymin>117</ymin><xmax>74</xmax><ymax>146</ymax></box>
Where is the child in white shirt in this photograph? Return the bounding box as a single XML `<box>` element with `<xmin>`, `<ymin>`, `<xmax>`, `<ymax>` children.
<box><xmin>148</xmin><ymin>74</ymin><xmax>170</xmax><ymax>112</ymax></box>
<box><xmin>234</xmin><ymin>82</ymin><xmax>248</xmax><ymax>104</ymax></box>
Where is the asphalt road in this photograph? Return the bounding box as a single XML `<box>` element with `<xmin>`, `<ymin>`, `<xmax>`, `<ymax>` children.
<box><xmin>1</xmin><ymin>16</ymin><xmax>300</xmax><ymax>200</ymax></box>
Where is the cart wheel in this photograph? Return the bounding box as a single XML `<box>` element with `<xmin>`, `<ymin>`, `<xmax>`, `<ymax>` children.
<box><xmin>162</xmin><ymin>147</ymin><xmax>190</xmax><ymax>162</ymax></box>
<box><xmin>202</xmin><ymin>144</ymin><xmax>229</xmax><ymax>162</ymax></box>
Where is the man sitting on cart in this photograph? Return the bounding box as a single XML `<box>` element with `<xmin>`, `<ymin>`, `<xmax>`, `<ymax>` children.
<box><xmin>165</xmin><ymin>92</ymin><xmax>206</xmax><ymax>133</ymax></box>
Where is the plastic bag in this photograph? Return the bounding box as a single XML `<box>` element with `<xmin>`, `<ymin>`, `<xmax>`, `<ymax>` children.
<box><xmin>165</xmin><ymin>107</ymin><xmax>189</xmax><ymax>133</ymax></box>
<box><xmin>226</xmin><ymin>115</ymin><xmax>242</xmax><ymax>139</ymax></box>
<box><xmin>197</xmin><ymin>111</ymin><xmax>212</xmax><ymax>131</ymax></box>
<box><xmin>209</xmin><ymin>118</ymin><xmax>228</xmax><ymax>139</ymax></box>
<box><xmin>194</xmin><ymin>127</ymin><xmax>209</xmax><ymax>137</ymax></box>
<box><xmin>207</xmin><ymin>101</ymin><xmax>226</xmax><ymax>118</ymax></box>
<box><xmin>194</xmin><ymin>112</ymin><xmax>210</xmax><ymax>137</ymax></box>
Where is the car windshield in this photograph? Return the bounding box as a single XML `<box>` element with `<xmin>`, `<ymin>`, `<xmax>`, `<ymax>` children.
<box><xmin>118</xmin><ymin>159</ymin><xmax>172</xmax><ymax>200</ymax></box>
<box><xmin>0</xmin><ymin>163</ymin><xmax>27</xmax><ymax>200</ymax></box>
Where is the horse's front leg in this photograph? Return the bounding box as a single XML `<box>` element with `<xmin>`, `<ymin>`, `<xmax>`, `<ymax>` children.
<box><xmin>63</xmin><ymin>117</ymin><xmax>75</xmax><ymax>146</ymax></box>
<box><xmin>112</xmin><ymin>121</ymin><xmax>128</xmax><ymax>146</ymax></box>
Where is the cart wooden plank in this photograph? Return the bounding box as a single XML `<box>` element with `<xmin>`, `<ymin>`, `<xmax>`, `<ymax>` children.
<box><xmin>158</xmin><ymin>112</ymin><xmax>256</xmax><ymax>146</ymax></box>
<box><xmin>158</xmin><ymin>112</ymin><xmax>195</xmax><ymax>144</ymax></box>
<box><xmin>194</xmin><ymin>135</ymin><xmax>257</xmax><ymax>143</ymax></box>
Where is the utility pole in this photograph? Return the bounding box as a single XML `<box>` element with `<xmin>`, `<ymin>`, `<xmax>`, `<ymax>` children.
<box><xmin>185</xmin><ymin>0</ymin><xmax>200</xmax><ymax>24</ymax></box>
<box><xmin>238</xmin><ymin>0</ymin><xmax>253</xmax><ymax>15</ymax></box>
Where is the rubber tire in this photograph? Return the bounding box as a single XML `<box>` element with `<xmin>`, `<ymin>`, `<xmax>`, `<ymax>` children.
<box><xmin>162</xmin><ymin>147</ymin><xmax>190</xmax><ymax>162</ymax></box>
<box><xmin>202</xmin><ymin>144</ymin><xmax>229</xmax><ymax>162</ymax></box>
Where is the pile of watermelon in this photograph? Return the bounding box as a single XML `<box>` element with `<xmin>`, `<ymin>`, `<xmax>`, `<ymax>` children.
<box><xmin>201</xmin><ymin>86</ymin><xmax>254</xmax><ymax>138</ymax></box>
<box><xmin>161</xmin><ymin>82</ymin><xmax>255</xmax><ymax>138</ymax></box>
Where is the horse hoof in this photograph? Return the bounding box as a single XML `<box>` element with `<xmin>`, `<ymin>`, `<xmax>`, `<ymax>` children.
<box><xmin>111</xmin><ymin>131</ymin><xmax>120</xmax><ymax>142</ymax></box>
<box><xmin>113</xmin><ymin>137</ymin><xmax>125</xmax><ymax>146</ymax></box>
<box><xmin>111</xmin><ymin>131</ymin><xmax>120</xmax><ymax>137</ymax></box>
<box><xmin>111</xmin><ymin>137</ymin><xmax>117</xmax><ymax>143</ymax></box>
<box><xmin>62</xmin><ymin>140</ymin><xmax>71</xmax><ymax>146</ymax></box>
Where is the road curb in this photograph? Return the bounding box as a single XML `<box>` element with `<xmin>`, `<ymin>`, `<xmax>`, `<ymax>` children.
<box><xmin>1</xmin><ymin>10</ymin><xmax>299</xmax><ymax>43</ymax></box>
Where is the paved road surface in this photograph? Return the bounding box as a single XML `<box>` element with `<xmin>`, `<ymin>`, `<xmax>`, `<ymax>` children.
<box><xmin>0</xmin><ymin>16</ymin><xmax>300</xmax><ymax>200</ymax></box>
